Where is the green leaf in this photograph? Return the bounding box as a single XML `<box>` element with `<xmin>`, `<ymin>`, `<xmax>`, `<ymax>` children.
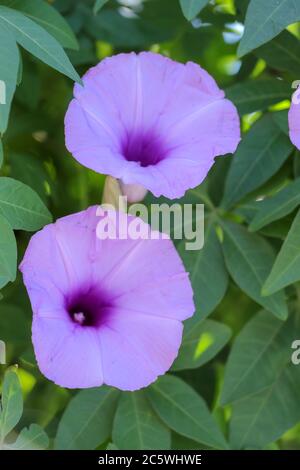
<box><xmin>0</xmin><ymin>213</ymin><xmax>17</xmax><ymax>288</ymax></box>
<box><xmin>221</xmin><ymin>310</ymin><xmax>297</xmax><ymax>405</ymax></box>
<box><xmin>249</xmin><ymin>179</ymin><xmax>300</xmax><ymax>231</ymax></box>
<box><xmin>55</xmin><ymin>387</ymin><xmax>120</xmax><ymax>450</ymax></box>
<box><xmin>221</xmin><ymin>221</ymin><xmax>288</xmax><ymax>320</ymax></box>
<box><xmin>179</xmin><ymin>0</ymin><xmax>210</xmax><ymax>21</ymax></box>
<box><xmin>0</xmin><ymin>303</ymin><xmax>30</xmax><ymax>350</ymax></box>
<box><xmin>86</xmin><ymin>9</ymin><xmax>145</xmax><ymax>48</ymax></box>
<box><xmin>228</xmin><ymin>312</ymin><xmax>300</xmax><ymax>449</ymax></box>
<box><xmin>106</xmin><ymin>443</ymin><xmax>119</xmax><ymax>450</ymax></box>
<box><xmin>263</xmin><ymin>209</ymin><xmax>300</xmax><ymax>294</ymax></box>
<box><xmin>1</xmin><ymin>0</ymin><xmax>78</xmax><ymax>49</ymax></box>
<box><xmin>222</xmin><ymin>114</ymin><xmax>293</xmax><ymax>209</ymax></box>
<box><xmin>230</xmin><ymin>367</ymin><xmax>300</xmax><ymax>449</ymax></box>
<box><xmin>0</xmin><ymin>25</ymin><xmax>19</xmax><ymax>134</ymax></box>
<box><xmin>9</xmin><ymin>152</ymin><xmax>49</xmax><ymax>202</ymax></box>
<box><xmin>147</xmin><ymin>375</ymin><xmax>228</xmax><ymax>449</ymax></box>
<box><xmin>112</xmin><ymin>391</ymin><xmax>171</xmax><ymax>450</ymax></box>
<box><xmin>225</xmin><ymin>79</ymin><xmax>291</xmax><ymax>115</ymax></box>
<box><xmin>272</xmin><ymin>109</ymin><xmax>289</xmax><ymax>135</ymax></box>
<box><xmin>238</xmin><ymin>0</ymin><xmax>300</xmax><ymax>57</ymax></box>
<box><xmin>93</xmin><ymin>0</ymin><xmax>109</xmax><ymax>15</ymax></box>
<box><xmin>255</xmin><ymin>30</ymin><xmax>300</xmax><ymax>76</ymax></box>
<box><xmin>178</xmin><ymin>223</ymin><xmax>228</xmax><ymax>320</ymax></box>
<box><xmin>0</xmin><ymin>140</ymin><xmax>3</xmax><ymax>168</ymax></box>
<box><xmin>0</xmin><ymin>369</ymin><xmax>23</xmax><ymax>443</ymax></box>
<box><xmin>0</xmin><ymin>6</ymin><xmax>80</xmax><ymax>83</ymax></box>
<box><xmin>172</xmin><ymin>319</ymin><xmax>231</xmax><ymax>371</ymax></box>
<box><xmin>0</xmin><ymin>177</ymin><xmax>52</xmax><ymax>231</ymax></box>
<box><xmin>7</xmin><ymin>424</ymin><xmax>49</xmax><ymax>450</ymax></box>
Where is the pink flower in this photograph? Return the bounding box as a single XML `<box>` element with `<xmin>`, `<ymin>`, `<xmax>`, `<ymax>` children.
<box><xmin>19</xmin><ymin>207</ymin><xmax>194</xmax><ymax>390</ymax></box>
<box><xmin>65</xmin><ymin>52</ymin><xmax>240</xmax><ymax>199</ymax></box>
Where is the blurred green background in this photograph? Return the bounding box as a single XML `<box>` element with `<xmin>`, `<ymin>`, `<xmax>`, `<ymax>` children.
<box><xmin>1</xmin><ymin>0</ymin><xmax>300</xmax><ymax>451</ymax></box>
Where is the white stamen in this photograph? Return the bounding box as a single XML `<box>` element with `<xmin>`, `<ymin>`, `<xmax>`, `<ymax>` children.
<box><xmin>73</xmin><ymin>312</ymin><xmax>85</xmax><ymax>325</ymax></box>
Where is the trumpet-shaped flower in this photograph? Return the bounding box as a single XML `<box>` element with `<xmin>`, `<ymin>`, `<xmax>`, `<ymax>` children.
<box><xmin>20</xmin><ymin>207</ymin><xmax>194</xmax><ymax>390</ymax></box>
<box><xmin>65</xmin><ymin>52</ymin><xmax>240</xmax><ymax>199</ymax></box>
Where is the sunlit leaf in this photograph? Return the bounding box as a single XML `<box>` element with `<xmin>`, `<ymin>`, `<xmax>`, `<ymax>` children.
<box><xmin>173</xmin><ymin>319</ymin><xmax>231</xmax><ymax>371</ymax></box>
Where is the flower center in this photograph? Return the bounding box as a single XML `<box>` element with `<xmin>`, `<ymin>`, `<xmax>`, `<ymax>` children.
<box><xmin>66</xmin><ymin>286</ymin><xmax>112</xmax><ymax>328</ymax></box>
<box><xmin>121</xmin><ymin>132</ymin><xmax>167</xmax><ymax>167</ymax></box>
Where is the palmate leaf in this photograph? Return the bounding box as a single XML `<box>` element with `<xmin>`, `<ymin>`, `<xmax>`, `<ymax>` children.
<box><xmin>221</xmin><ymin>220</ymin><xmax>288</xmax><ymax>320</ymax></box>
<box><xmin>7</xmin><ymin>424</ymin><xmax>49</xmax><ymax>450</ymax></box>
<box><xmin>221</xmin><ymin>310</ymin><xmax>297</xmax><ymax>405</ymax></box>
<box><xmin>55</xmin><ymin>387</ymin><xmax>120</xmax><ymax>450</ymax></box>
<box><xmin>0</xmin><ymin>213</ymin><xmax>17</xmax><ymax>289</ymax></box>
<box><xmin>147</xmin><ymin>375</ymin><xmax>228</xmax><ymax>449</ymax></box>
<box><xmin>0</xmin><ymin>369</ymin><xmax>23</xmax><ymax>444</ymax></box>
<box><xmin>0</xmin><ymin>25</ymin><xmax>19</xmax><ymax>134</ymax></box>
<box><xmin>172</xmin><ymin>319</ymin><xmax>231</xmax><ymax>371</ymax></box>
<box><xmin>272</xmin><ymin>109</ymin><xmax>289</xmax><ymax>135</ymax></box>
<box><xmin>0</xmin><ymin>140</ymin><xmax>3</xmax><ymax>168</ymax></box>
<box><xmin>0</xmin><ymin>6</ymin><xmax>80</xmax><ymax>83</ymax></box>
<box><xmin>225</xmin><ymin>79</ymin><xmax>291</xmax><ymax>116</ymax></box>
<box><xmin>179</xmin><ymin>0</ymin><xmax>210</xmax><ymax>21</ymax></box>
<box><xmin>249</xmin><ymin>178</ymin><xmax>300</xmax><ymax>231</ymax></box>
<box><xmin>0</xmin><ymin>370</ymin><xmax>48</xmax><ymax>450</ymax></box>
<box><xmin>255</xmin><ymin>30</ymin><xmax>300</xmax><ymax>76</ymax></box>
<box><xmin>9</xmin><ymin>152</ymin><xmax>50</xmax><ymax>202</ymax></box>
<box><xmin>1</xmin><ymin>0</ymin><xmax>78</xmax><ymax>49</ymax></box>
<box><xmin>226</xmin><ymin>311</ymin><xmax>300</xmax><ymax>449</ymax></box>
<box><xmin>238</xmin><ymin>0</ymin><xmax>300</xmax><ymax>57</ymax></box>
<box><xmin>222</xmin><ymin>114</ymin><xmax>293</xmax><ymax>209</ymax></box>
<box><xmin>0</xmin><ymin>177</ymin><xmax>52</xmax><ymax>231</ymax></box>
<box><xmin>112</xmin><ymin>391</ymin><xmax>171</xmax><ymax>450</ymax></box>
<box><xmin>230</xmin><ymin>367</ymin><xmax>300</xmax><ymax>449</ymax></box>
<box><xmin>177</xmin><ymin>222</ymin><xmax>228</xmax><ymax>321</ymax></box>
<box><xmin>263</xmin><ymin>209</ymin><xmax>300</xmax><ymax>295</ymax></box>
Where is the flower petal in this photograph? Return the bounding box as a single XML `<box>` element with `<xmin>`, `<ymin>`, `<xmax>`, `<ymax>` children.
<box><xmin>32</xmin><ymin>316</ymin><xmax>104</xmax><ymax>389</ymax></box>
<box><xmin>289</xmin><ymin>97</ymin><xmax>300</xmax><ymax>150</ymax></box>
<box><xmin>99</xmin><ymin>312</ymin><xmax>183</xmax><ymax>391</ymax></box>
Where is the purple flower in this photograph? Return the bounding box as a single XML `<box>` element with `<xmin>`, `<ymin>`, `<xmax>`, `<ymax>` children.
<box><xmin>289</xmin><ymin>93</ymin><xmax>300</xmax><ymax>149</ymax></box>
<box><xmin>19</xmin><ymin>207</ymin><xmax>194</xmax><ymax>390</ymax></box>
<box><xmin>65</xmin><ymin>52</ymin><xmax>240</xmax><ymax>199</ymax></box>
